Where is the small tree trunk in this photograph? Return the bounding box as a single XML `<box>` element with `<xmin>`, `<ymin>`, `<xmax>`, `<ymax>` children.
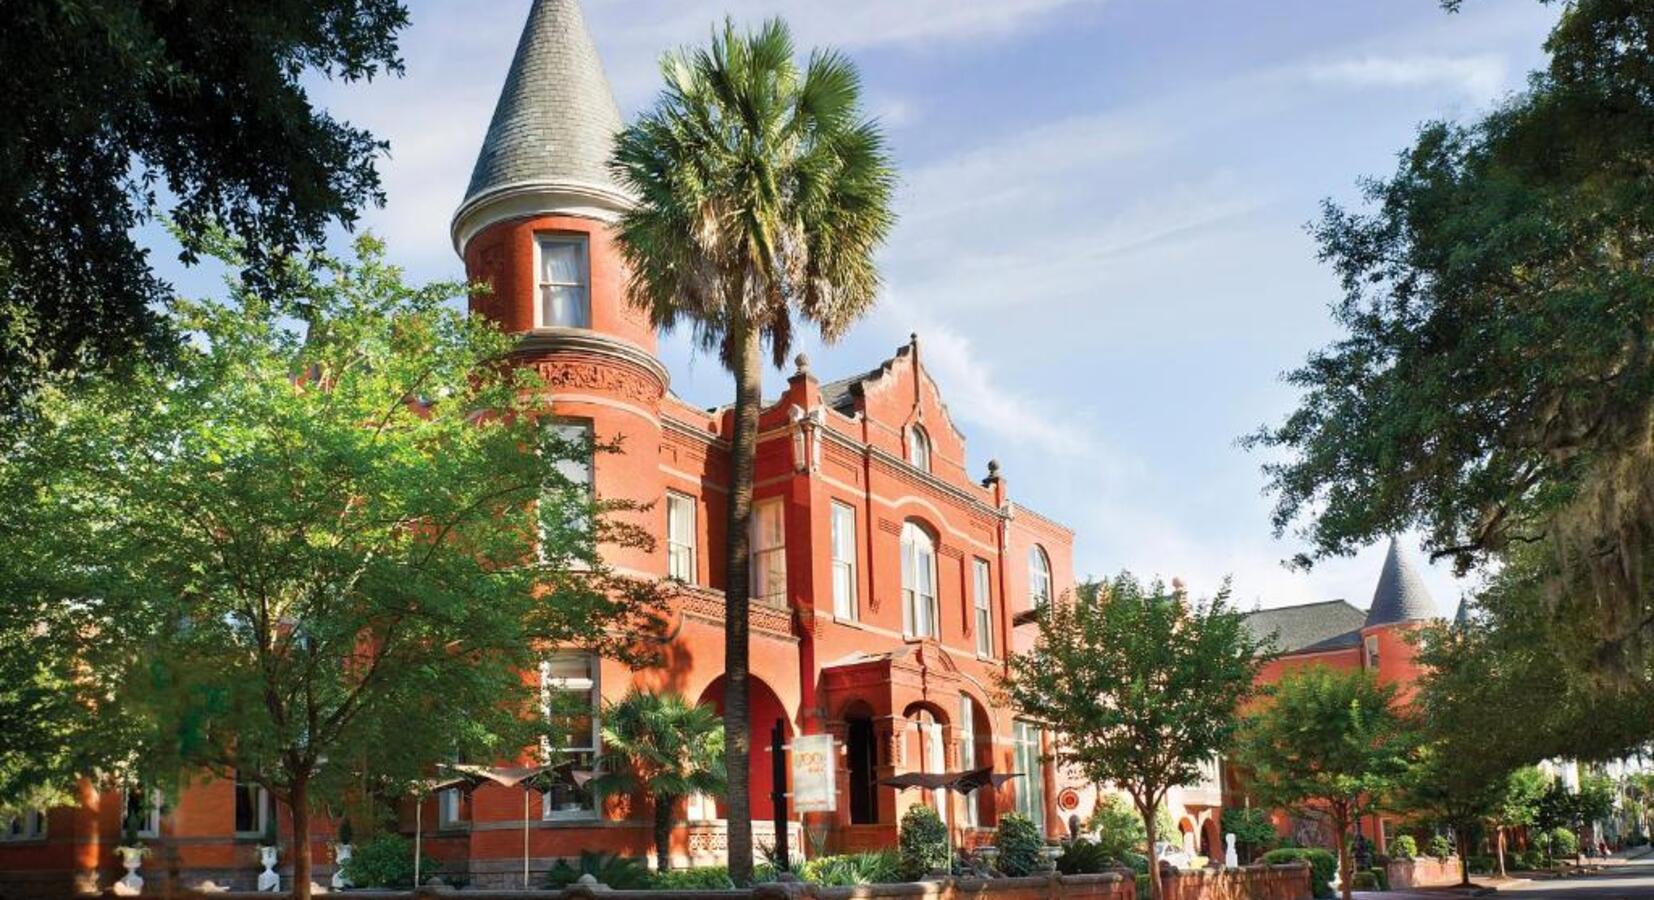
<box><xmin>290</xmin><ymin>772</ymin><xmax>312</xmax><ymax>900</ymax></box>
<box><xmin>655</xmin><ymin>795</ymin><xmax>675</xmax><ymax>874</ymax></box>
<box><xmin>1497</xmin><ymin>828</ymin><xmax>1507</xmax><ymax>879</ymax></box>
<box><xmin>1458</xmin><ymin>830</ymin><xmax>1472</xmax><ymax>886</ymax></box>
<box><xmin>722</xmin><ymin>326</ymin><xmax>762</xmax><ymax>884</ymax></box>
<box><xmin>1336</xmin><ymin>812</ymin><xmax>1353</xmax><ymax>900</ymax></box>
<box><xmin>1143</xmin><ymin>803</ymin><xmax>1163</xmax><ymax>900</ymax></box>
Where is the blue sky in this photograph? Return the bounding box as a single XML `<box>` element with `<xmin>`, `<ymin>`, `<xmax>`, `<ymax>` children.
<box><xmin>148</xmin><ymin>0</ymin><xmax>1562</xmax><ymax>612</ymax></box>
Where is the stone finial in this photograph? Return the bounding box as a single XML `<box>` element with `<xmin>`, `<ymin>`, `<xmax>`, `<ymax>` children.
<box><xmin>794</xmin><ymin>352</ymin><xmax>810</xmax><ymax>376</ymax></box>
<box><xmin>987</xmin><ymin>458</ymin><xmax>1001</xmax><ymax>476</ymax></box>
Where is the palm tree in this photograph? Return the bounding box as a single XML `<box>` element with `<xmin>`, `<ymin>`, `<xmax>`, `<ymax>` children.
<box><xmin>609</xmin><ymin>17</ymin><xmax>895</xmax><ymax>882</ymax></box>
<box><xmin>589</xmin><ymin>690</ymin><xmax>727</xmax><ymax>872</ymax></box>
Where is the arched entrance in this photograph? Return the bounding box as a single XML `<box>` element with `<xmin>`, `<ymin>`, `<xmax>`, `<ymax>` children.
<box><xmin>842</xmin><ymin>700</ymin><xmax>879</xmax><ymax>825</ymax></box>
<box><xmin>699</xmin><ymin>675</ymin><xmax>792</xmax><ymax>820</ymax></box>
<box><xmin>1202</xmin><ymin>815</ymin><xmax>1222</xmax><ymax>860</ymax></box>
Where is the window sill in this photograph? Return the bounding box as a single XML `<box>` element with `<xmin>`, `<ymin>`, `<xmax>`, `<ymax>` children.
<box><xmin>833</xmin><ymin>615</ymin><xmax>864</xmax><ymax>628</ymax></box>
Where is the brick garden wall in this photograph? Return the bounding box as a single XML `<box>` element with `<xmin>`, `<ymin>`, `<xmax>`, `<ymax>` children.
<box><xmin>1384</xmin><ymin>856</ymin><xmax>1463</xmax><ymax>889</ymax></box>
<box><xmin>1159</xmin><ymin>864</ymin><xmax>1314</xmax><ymax>900</ymax></box>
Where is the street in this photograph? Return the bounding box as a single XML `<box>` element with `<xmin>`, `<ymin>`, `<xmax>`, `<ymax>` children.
<box><xmin>1361</xmin><ymin>855</ymin><xmax>1654</xmax><ymax>900</ymax></box>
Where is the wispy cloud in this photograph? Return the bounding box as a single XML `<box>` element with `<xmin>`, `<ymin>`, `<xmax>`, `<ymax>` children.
<box><xmin>1298</xmin><ymin>53</ymin><xmax>1509</xmax><ymax>100</ymax></box>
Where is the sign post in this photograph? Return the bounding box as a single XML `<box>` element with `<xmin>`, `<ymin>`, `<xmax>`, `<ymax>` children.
<box><xmin>771</xmin><ymin>719</ymin><xmax>789</xmax><ymax>872</ymax></box>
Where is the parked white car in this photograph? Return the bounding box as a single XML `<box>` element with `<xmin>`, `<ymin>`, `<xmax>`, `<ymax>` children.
<box><xmin>1156</xmin><ymin>842</ymin><xmax>1194</xmax><ymax>869</ymax></box>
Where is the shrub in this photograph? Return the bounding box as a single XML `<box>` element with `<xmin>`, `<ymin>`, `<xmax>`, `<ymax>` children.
<box><xmin>1390</xmin><ymin>835</ymin><xmax>1417</xmax><ymax>860</ymax></box>
<box><xmin>544</xmin><ymin>851</ymin><xmax>651</xmax><ymax>889</ymax></box>
<box><xmin>651</xmin><ymin>866</ymin><xmax>735</xmax><ymax>890</ymax></box>
<box><xmin>1120</xmin><ymin>851</ymin><xmax>1150</xmax><ymax>873</ymax></box>
<box><xmin>1369</xmin><ymin>866</ymin><xmax>1388</xmax><ymax>891</ymax></box>
<box><xmin>1351</xmin><ymin>870</ymin><xmax>1380</xmax><ymax>891</ymax></box>
<box><xmin>341</xmin><ymin>834</ymin><xmax>438</xmax><ymax>889</ymax></box>
<box><xmin>1547</xmin><ymin>827</ymin><xmax>1579</xmax><ymax>858</ymax></box>
<box><xmin>1222</xmin><ymin>806</ymin><xmax>1280</xmax><ymax>860</ymax></box>
<box><xmin>1087</xmin><ymin>795</ymin><xmax>1176</xmax><ymax>862</ymax></box>
<box><xmin>898</xmin><ymin>805</ymin><xmax>950</xmax><ymax>878</ymax></box>
<box><xmin>995</xmin><ymin>813</ymin><xmax>1046</xmax><ymax>876</ymax></box>
<box><xmin>1467</xmin><ymin>855</ymin><xmax>1495</xmax><ymax>874</ymax></box>
<box><xmin>1260</xmin><ymin>848</ymin><xmax>1336</xmax><ymax>899</ymax></box>
<box><xmin>801</xmin><ymin>851</ymin><xmax>902</xmax><ymax>886</ymax></box>
<box><xmin>1058</xmin><ymin>838</ymin><xmax>1113</xmax><ymax>875</ymax></box>
<box><xmin>1427</xmin><ymin>835</ymin><xmax>1452</xmax><ymax>861</ymax></box>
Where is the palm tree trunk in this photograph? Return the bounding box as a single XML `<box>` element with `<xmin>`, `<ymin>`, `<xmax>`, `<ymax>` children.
<box><xmin>655</xmin><ymin>795</ymin><xmax>676</xmax><ymax>874</ymax></box>
<box><xmin>723</xmin><ymin>327</ymin><xmax>762</xmax><ymax>884</ymax></box>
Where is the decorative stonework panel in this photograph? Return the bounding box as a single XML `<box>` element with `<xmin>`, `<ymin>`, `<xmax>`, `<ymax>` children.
<box><xmin>532</xmin><ymin>359</ymin><xmax>663</xmax><ymax>406</ymax></box>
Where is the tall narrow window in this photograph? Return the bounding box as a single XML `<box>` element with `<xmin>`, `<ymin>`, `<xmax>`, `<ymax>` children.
<box><xmin>907</xmin><ymin>425</ymin><xmax>932</xmax><ymax>473</ymax></box>
<box><xmin>973</xmin><ymin>558</ymin><xmax>994</xmax><ymax>658</ymax></box>
<box><xmin>541</xmin><ymin>654</ymin><xmax>600</xmax><ymax>819</ymax></box>
<box><xmin>959</xmin><ymin>696</ymin><xmax>981</xmax><ymax>827</ymax></box>
<box><xmin>125</xmin><ymin>789</ymin><xmax>161</xmax><ymax>838</ymax></box>
<box><xmin>1028</xmin><ymin>545</ymin><xmax>1053</xmax><ymax>609</ymax></box>
<box><xmin>901</xmin><ymin>520</ymin><xmax>938</xmax><ymax>639</ymax></box>
<box><xmin>439</xmin><ymin>779</ymin><xmax>464</xmax><ymax>827</ymax></box>
<box><xmin>536</xmin><ymin>235</ymin><xmax>590</xmax><ymax>328</ymax></box>
<box><xmin>541</xmin><ymin>419</ymin><xmax>593</xmax><ymax>552</ymax></box>
<box><xmin>666</xmin><ymin>492</ymin><xmax>696</xmax><ymax>582</ymax></box>
<box><xmin>917</xmin><ymin>710</ymin><xmax>947</xmax><ymax>814</ymax></box>
<box><xmin>1364</xmin><ymin>635</ymin><xmax>1380</xmax><ymax>670</ymax></box>
<box><xmin>0</xmin><ymin>811</ymin><xmax>45</xmax><ymax>841</ymax></box>
<box><xmin>1013</xmin><ymin>720</ymin><xmax>1047</xmax><ymax>834</ymax></box>
<box><xmin>234</xmin><ymin>771</ymin><xmax>269</xmax><ymax>836</ymax></box>
<box><xmin>831</xmin><ymin>502</ymin><xmax>857</xmax><ymax>620</ymax></box>
<box><xmin>752</xmin><ymin>499</ymin><xmax>787</xmax><ymax>605</ymax></box>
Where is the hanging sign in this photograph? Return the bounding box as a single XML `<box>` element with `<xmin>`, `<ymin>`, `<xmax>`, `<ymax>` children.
<box><xmin>792</xmin><ymin>734</ymin><xmax>837</xmax><ymax>813</ymax></box>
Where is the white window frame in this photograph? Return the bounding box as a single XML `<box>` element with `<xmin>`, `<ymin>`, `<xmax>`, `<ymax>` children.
<box><xmin>907</xmin><ymin>425</ymin><xmax>932</xmax><ymax>473</ymax></box>
<box><xmin>973</xmin><ymin>557</ymin><xmax>994</xmax><ymax>658</ymax></box>
<box><xmin>126</xmin><ymin>788</ymin><xmax>162</xmax><ymax>838</ymax></box>
<box><xmin>1365</xmin><ymin>635</ymin><xmax>1380</xmax><ymax>670</ymax></box>
<box><xmin>540</xmin><ymin>654</ymin><xmax>600</xmax><ymax>821</ymax></box>
<box><xmin>752</xmin><ymin>499</ymin><xmax>787</xmax><ymax>606</ymax></box>
<box><xmin>917</xmin><ymin>711</ymin><xmax>947</xmax><ymax>814</ymax></box>
<box><xmin>533</xmin><ymin>233</ymin><xmax>591</xmax><ymax>329</ymax></box>
<box><xmin>901</xmin><ymin>521</ymin><xmax>939</xmax><ymax>639</ymax></box>
<box><xmin>1013</xmin><ymin>720</ymin><xmax>1046</xmax><ymax>834</ymax></box>
<box><xmin>666</xmin><ymin>491</ymin><xmax>697</xmax><ymax>583</ymax></box>
<box><xmin>1028</xmin><ymin>545</ymin><xmax>1053</xmax><ymax>609</ymax></box>
<box><xmin>233</xmin><ymin>772</ymin><xmax>271</xmax><ymax>837</ymax></box>
<box><xmin>540</xmin><ymin>418</ymin><xmax>594</xmax><ymax>561</ymax></box>
<box><xmin>830</xmin><ymin>502</ymin><xmax>857</xmax><ymax>621</ymax></box>
<box><xmin>0</xmin><ymin>811</ymin><xmax>46</xmax><ymax>842</ymax></box>
<box><xmin>959</xmin><ymin>696</ymin><xmax>980</xmax><ymax>828</ymax></box>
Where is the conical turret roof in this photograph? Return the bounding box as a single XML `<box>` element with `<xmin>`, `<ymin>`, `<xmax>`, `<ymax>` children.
<box><xmin>461</xmin><ymin>0</ymin><xmax>626</xmax><ymax>208</ymax></box>
<box><xmin>1365</xmin><ymin>538</ymin><xmax>1439</xmax><ymax>627</ymax></box>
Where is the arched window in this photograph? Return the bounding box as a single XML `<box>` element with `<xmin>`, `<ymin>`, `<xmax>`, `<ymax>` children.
<box><xmin>901</xmin><ymin>520</ymin><xmax>939</xmax><ymax>639</ymax></box>
<box><xmin>1028</xmin><ymin>545</ymin><xmax>1053</xmax><ymax>608</ymax></box>
<box><xmin>907</xmin><ymin>424</ymin><xmax>932</xmax><ymax>473</ymax></box>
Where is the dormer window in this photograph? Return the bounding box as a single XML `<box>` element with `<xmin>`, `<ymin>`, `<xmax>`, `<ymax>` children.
<box><xmin>907</xmin><ymin>424</ymin><xmax>932</xmax><ymax>473</ymax></box>
<box><xmin>537</xmin><ymin>234</ymin><xmax>590</xmax><ymax>328</ymax></box>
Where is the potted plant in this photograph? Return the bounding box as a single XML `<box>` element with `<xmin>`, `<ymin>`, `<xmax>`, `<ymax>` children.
<box><xmin>331</xmin><ymin>818</ymin><xmax>355</xmax><ymax>890</ymax></box>
<box><xmin>113</xmin><ymin>814</ymin><xmax>149</xmax><ymax>896</ymax></box>
<box><xmin>257</xmin><ymin>816</ymin><xmax>281</xmax><ymax>892</ymax></box>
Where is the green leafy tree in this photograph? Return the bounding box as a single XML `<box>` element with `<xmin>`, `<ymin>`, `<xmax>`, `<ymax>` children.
<box><xmin>1237</xmin><ymin>667</ymin><xmax>1413</xmax><ymax>900</ymax></box>
<box><xmin>1001</xmin><ymin>574</ymin><xmax>1264</xmax><ymax>900</ymax></box>
<box><xmin>1488</xmin><ymin>768</ymin><xmax>1547</xmax><ymax>878</ymax></box>
<box><xmin>608</xmin><ymin>17</ymin><xmax>895</xmax><ymax>882</ymax></box>
<box><xmin>588</xmin><ymin>690</ymin><xmax>726</xmax><ymax>872</ymax></box>
<box><xmin>1246</xmin><ymin>0</ymin><xmax>1654</xmax><ymax>691</ymax></box>
<box><xmin>1221</xmin><ymin>806</ymin><xmax>1280</xmax><ymax>864</ymax></box>
<box><xmin>0</xmin><ymin>235</ymin><xmax>663</xmax><ymax>899</ymax></box>
<box><xmin>1398</xmin><ymin>743</ymin><xmax>1499</xmax><ymax>886</ymax></box>
<box><xmin>1088</xmin><ymin>793</ymin><xmax>1177</xmax><ymax>864</ymax></box>
<box><xmin>0</xmin><ymin>0</ymin><xmax>410</xmax><ymax>420</ymax></box>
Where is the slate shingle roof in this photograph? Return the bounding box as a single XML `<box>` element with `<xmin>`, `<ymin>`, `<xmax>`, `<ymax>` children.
<box><xmin>1242</xmin><ymin>599</ymin><xmax>1368</xmax><ymax>656</ymax></box>
<box><xmin>1365</xmin><ymin>538</ymin><xmax>1439</xmax><ymax>627</ymax></box>
<box><xmin>463</xmin><ymin>0</ymin><xmax>626</xmax><ymax>206</ymax></box>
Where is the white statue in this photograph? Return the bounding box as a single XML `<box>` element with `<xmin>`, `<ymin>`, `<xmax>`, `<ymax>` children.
<box><xmin>1225</xmin><ymin>833</ymin><xmax>1239</xmax><ymax>869</ymax></box>
<box><xmin>331</xmin><ymin>842</ymin><xmax>354</xmax><ymax>890</ymax></box>
<box><xmin>113</xmin><ymin>846</ymin><xmax>147</xmax><ymax>896</ymax></box>
<box><xmin>257</xmin><ymin>844</ymin><xmax>281</xmax><ymax>892</ymax></box>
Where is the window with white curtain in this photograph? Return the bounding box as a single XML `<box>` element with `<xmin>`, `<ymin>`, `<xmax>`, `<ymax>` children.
<box><xmin>959</xmin><ymin>696</ymin><xmax>981</xmax><ymax>827</ymax></box>
<box><xmin>536</xmin><ymin>234</ymin><xmax>590</xmax><ymax>328</ymax></box>
<box><xmin>752</xmin><ymin>499</ymin><xmax>787</xmax><ymax>605</ymax></box>
<box><xmin>541</xmin><ymin>655</ymin><xmax>600</xmax><ymax>819</ymax></box>
<box><xmin>907</xmin><ymin>425</ymin><xmax>932</xmax><ymax>473</ymax></box>
<box><xmin>667</xmin><ymin>492</ymin><xmax>696</xmax><ymax>582</ymax></box>
<box><xmin>1028</xmin><ymin>545</ymin><xmax>1053</xmax><ymax>609</ymax></box>
<box><xmin>831</xmin><ymin>502</ymin><xmax>857</xmax><ymax>620</ymax></box>
<box><xmin>973</xmin><ymin>558</ymin><xmax>993</xmax><ymax>658</ymax></box>
<box><xmin>1013</xmin><ymin>720</ymin><xmax>1046</xmax><ymax>833</ymax></box>
<box><xmin>901</xmin><ymin>520</ymin><xmax>939</xmax><ymax>639</ymax></box>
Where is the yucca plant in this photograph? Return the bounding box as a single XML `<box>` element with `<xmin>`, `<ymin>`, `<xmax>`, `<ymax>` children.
<box><xmin>610</xmin><ymin>18</ymin><xmax>895</xmax><ymax>882</ymax></box>
<box><xmin>588</xmin><ymin>690</ymin><xmax>726</xmax><ymax>872</ymax></box>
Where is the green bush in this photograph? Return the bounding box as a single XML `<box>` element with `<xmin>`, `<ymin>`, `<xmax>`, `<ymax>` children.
<box><xmin>1351</xmin><ymin>870</ymin><xmax>1380</xmax><ymax>891</ymax></box>
<box><xmin>1427</xmin><ymin>835</ymin><xmax>1453</xmax><ymax>861</ymax></box>
<box><xmin>995</xmin><ymin>813</ymin><xmax>1046</xmax><ymax>877</ymax></box>
<box><xmin>1135</xmin><ymin>872</ymin><xmax>1150</xmax><ymax>900</ymax></box>
<box><xmin>1058</xmin><ymin>838</ymin><xmax>1113</xmax><ymax>875</ymax></box>
<box><xmin>1547</xmin><ymin>827</ymin><xmax>1579</xmax><ymax>858</ymax></box>
<box><xmin>340</xmin><ymin>834</ymin><xmax>439</xmax><ymax>889</ymax></box>
<box><xmin>1120</xmin><ymin>851</ymin><xmax>1150</xmax><ymax>873</ymax></box>
<box><xmin>1467</xmin><ymin>855</ymin><xmax>1495</xmax><ymax>874</ymax></box>
<box><xmin>898</xmin><ymin>805</ymin><xmax>950</xmax><ymax>878</ymax></box>
<box><xmin>1087</xmin><ymin>795</ymin><xmax>1176</xmax><ymax>862</ymax></box>
<box><xmin>650</xmin><ymin>866</ymin><xmax>735</xmax><ymax>890</ymax></box>
<box><xmin>544</xmin><ymin>851</ymin><xmax>651</xmax><ymax>889</ymax></box>
<box><xmin>1222</xmin><ymin>806</ymin><xmax>1280</xmax><ymax>859</ymax></box>
<box><xmin>1390</xmin><ymin>835</ymin><xmax>1417</xmax><ymax>860</ymax></box>
<box><xmin>800</xmin><ymin>851</ymin><xmax>902</xmax><ymax>886</ymax></box>
<box><xmin>1260</xmin><ymin>848</ymin><xmax>1336</xmax><ymax>899</ymax></box>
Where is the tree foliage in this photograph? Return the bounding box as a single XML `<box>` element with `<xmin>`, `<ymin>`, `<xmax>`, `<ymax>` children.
<box><xmin>1237</xmin><ymin>667</ymin><xmax>1413</xmax><ymax>900</ymax></box>
<box><xmin>608</xmin><ymin>17</ymin><xmax>894</xmax><ymax>881</ymax></box>
<box><xmin>589</xmin><ymin>690</ymin><xmax>725</xmax><ymax>871</ymax></box>
<box><xmin>1248</xmin><ymin>0</ymin><xmax>1654</xmax><ymax>690</ymax></box>
<box><xmin>0</xmin><ymin>0</ymin><xmax>410</xmax><ymax>420</ymax></box>
<box><xmin>1001</xmin><ymin>573</ymin><xmax>1264</xmax><ymax>899</ymax></box>
<box><xmin>0</xmin><ymin>234</ymin><xmax>664</xmax><ymax>898</ymax></box>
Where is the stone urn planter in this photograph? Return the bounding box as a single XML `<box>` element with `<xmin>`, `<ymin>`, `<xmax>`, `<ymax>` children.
<box><xmin>331</xmin><ymin>842</ymin><xmax>354</xmax><ymax>890</ymax></box>
<box><xmin>113</xmin><ymin>845</ymin><xmax>148</xmax><ymax>896</ymax></box>
<box><xmin>257</xmin><ymin>844</ymin><xmax>281</xmax><ymax>892</ymax></box>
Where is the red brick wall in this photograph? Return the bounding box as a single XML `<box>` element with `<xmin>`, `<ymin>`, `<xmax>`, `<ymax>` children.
<box><xmin>1161</xmin><ymin>864</ymin><xmax>1315</xmax><ymax>900</ymax></box>
<box><xmin>1385</xmin><ymin>856</ymin><xmax>1463</xmax><ymax>889</ymax></box>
